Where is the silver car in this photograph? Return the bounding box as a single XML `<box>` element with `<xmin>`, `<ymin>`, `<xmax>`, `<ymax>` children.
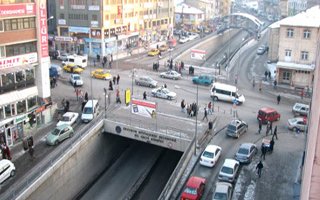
<box><xmin>70</xmin><ymin>74</ymin><xmax>83</xmax><ymax>86</ymax></box>
<box><xmin>151</xmin><ymin>87</ymin><xmax>176</xmax><ymax>100</ymax></box>
<box><xmin>135</xmin><ymin>76</ymin><xmax>158</xmax><ymax>88</ymax></box>
<box><xmin>288</xmin><ymin>117</ymin><xmax>308</xmax><ymax>132</ymax></box>
<box><xmin>235</xmin><ymin>143</ymin><xmax>257</xmax><ymax>164</ymax></box>
<box><xmin>226</xmin><ymin>119</ymin><xmax>248</xmax><ymax>138</ymax></box>
<box><xmin>212</xmin><ymin>182</ymin><xmax>233</xmax><ymax>200</ymax></box>
<box><xmin>160</xmin><ymin>70</ymin><xmax>181</xmax><ymax>80</ymax></box>
<box><xmin>292</xmin><ymin>103</ymin><xmax>309</xmax><ymax>116</ymax></box>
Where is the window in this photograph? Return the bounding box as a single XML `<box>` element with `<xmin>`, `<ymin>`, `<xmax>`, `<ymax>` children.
<box><xmin>0</xmin><ymin>106</ymin><xmax>3</xmax><ymax>120</ymax></box>
<box><xmin>60</xmin><ymin>13</ymin><xmax>65</xmax><ymax>19</ymax></box>
<box><xmin>92</xmin><ymin>14</ymin><xmax>98</xmax><ymax>21</ymax></box>
<box><xmin>11</xmin><ymin>19</ymin><xmax>17</xmax><ymax>30</ymax></box>
<box><xmin>4</xmin><ymin>105</ymin><xmax>12</xmax><ymax>118</ymax></box>
<box><xmin>285</xmin><ymin>49</ymin><xmax>292</xmax><ymax>57</ymax></box>
<box><xmin>17</xmin><ymin>100</ymin><xmax>26</xmax><ymax>115</ymax></box>
<box><xmin>0</xmin><ymin>46</ymin><xmax>5</xmax><ymax>58</ymax></box>
<box><xmin>303</xmin><ymin>30</ymin><xmax>310</xmax><ymax>39</ymax></box>
<box><xmin>27</xmin><ymin>96</ymin><xmax>37</xmax><ymax>111</ymax></box>
<box><xmin>287</xmin><ymin>28</ymin><xmax>294</xmax><ymax>38</ymax></box>
<box><xmin>301</xmin><ymin>51</ymin><xmax>308</xmax><ymax>60</ymax></box>
<box><xmin>4</xmin><ymin>17</ymin><xmax>35</xmax><ymax>31</ymax></box>
<box><xmin>0</xmin><ymin>20</ymin><xmax>3</xmax><ymax>32</ymax></box>
<box><xmin>283</xmin><ymin>71</ymin><xmax>290</xmax><ymax>81</ymax></box>
<box><xmin>6</xmin><ymin>42</ymin><xmax>37</xmax><ymax>57</ymax></box>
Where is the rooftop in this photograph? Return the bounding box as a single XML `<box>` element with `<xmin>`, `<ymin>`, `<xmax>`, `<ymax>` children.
<box><xmin>175</xmin><ymin>3</ymin><xmax>204</xmax><ymax>14</ymax></box>
<box><xmin>277</xmin><ymin>61</ymin><xmax>315</xmax><ymax>71</ymax></box>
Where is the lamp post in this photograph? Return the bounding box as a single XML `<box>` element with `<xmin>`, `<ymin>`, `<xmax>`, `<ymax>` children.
<box><xmin>131</xmin><ymin>68</ymin><xmax>135</xmax><ymax>96</ymax></box>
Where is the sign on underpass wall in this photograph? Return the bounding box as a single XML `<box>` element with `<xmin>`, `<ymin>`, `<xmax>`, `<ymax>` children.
<box><xmin>191</xmin><ymin>49</ymin><xmax>206</xmax><ymax>60</ymax></box>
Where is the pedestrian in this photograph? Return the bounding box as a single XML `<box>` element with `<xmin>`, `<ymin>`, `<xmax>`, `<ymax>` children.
<box><xmin>75</xmin><ymin>88</ymin><xmax>79</xmax><ymax>101</ymax></box>
<box><xmin>143</xmin><ymin>91</ymin><xmax>147</xmax><ymax>100</ymax></box>
<box><xmin>270</xmin><ymin>121</ymin><xmax>273</xmax><ymax>133</ymax></box>
<box><xmin>181</xmin><ymin>99</ymin><xmax>186</xmax><ymax>112</ymax></box>
<box><xmin>28</xmin><ymin>145</ymin><xmax>35</xmax><ymax>160</ymax></box>
<box><xmin>259</xmin><ymin>80</ymin><xmax>262</xmax><ymax>92</ymax></box>
<box><xmin>164</xmin><ymin>83</ymin><xmax>167</xmax><ymax>88</ymax></box>
<box><xmin>64</xmin><ymin>100</ymin><xmax>70</xmax><ymax>112</ymax></box>
<box><xmin>208</xmin><ymin>102</ymin><xmax>212</xmax><ymax>114</ymax></box>
<box><xmin>103</xmin><ymin>56</ymin><xmax>107</xmax><ymax>66</ymax></box>
<box><xmin>187</xmin><ymin>104</ymin><xmax>191</xmax><ymax>117</ymax></box>
<box><xmin>117</xmin><ymin>74</ymin><xmax>120</xmax><ymax>85</ymax></box>
<box><xmin>113</xmin><ymin>76</ymin><xmax>116</xmax><ymax>85</ymax></box>
<box><xmin>202</xmin><ymin>107</ymin><xmax>208</xmax><ymax>121</ymax></box>
<box><xmin>256</xmin><ymin>161</ymin><xmax>264</xmax><ymax>178</ymax></box>
<box><xmin>84</xmin><ymin>92</ymin><xmax>88</xmax><ymax>102</ymax></box>
<box><xmin>261</xmin><ymin>145</ymin><xmax>267</xmax><ymax>160</ymax></box>
<box><xmin>268</xmin><ymin>71</ymin><xmax>271</xmax><ymax>80</ymax></box>
<box><xmin>53</xmin><ymin>77</ymin><xmax>57</xmax><ymax>87</ymax></box>
<box><xmin>264</xmin><ymin>71</ymin><xmax>268</xmax><ymax>80</ymax></box>
<box><xmin>277</xmin><ymin>94</ymin><xmax>281</xmax><ymax>104</ymax></box>
<box><xmin>102</xmin><ymin>61</ymin><xmax>105</xmax><ymax>68</ymax></box>
<box><xmin>270</xmin><ymin>138</ymin><xmax>275</xmax><ymax>153</ymax></box>
<box><xmin>234</xmin><ymin>75</ymin><xmax>238</xmax><ymax>85</ymax></box>
<box><xmin>258</xmin><ymin>118</ymin><xmax>262</xmax><ymax>134</ymax></box>
<box><xmin>73</xmin><ymin>81</ymin><xmax>77</xmax><ymax>91</ymax></box>
<box><xmin>111</xmin><ymin>54</ymin><xmax>113</xmax><ymax>62</ymax></box>
<box><xmin>266</xmin><ymin>121</ymin><xmax>270</xmax><ymax>136</ymax></box>
<box><xmin>81</xmin><ymin>101</ymin><xmax>86</xmax><ymax>111</ymax></box>
<box><xmin>273</xmin><ymin>80</ymin><xmax>277</xmax><ymax>89</ymax></box>
<box><xmin>79</xmin><ymin>89</ymin><xmax>84</xmax><ymax>102</ymax></box>
<box><xmin>273</xmin><ymin>126</ymin><xmax>278</xmax><ymax>140</ymax></box>
<box><xmin>96</xmin><ymin>54</ymin><xmax>100</xmax><ymax>62</ymax></box>
<box><xmin>109</xmin><ymin>80</ymin><xmax>113</xmax><ymax>91</ymax></box>
<box><xmin>109</xmin><ymin>61</ymin><xmax>112</xmax><ymax>68</ymax></box>
<box><xmin>116</xmin><ymin>89</ymin><xmax>121</xmax><ymax>104</ymax></box>
<box><xmin>252</xmin><ymin>78</ymin><xmax>255</xmax><ymax>88</ymax></box>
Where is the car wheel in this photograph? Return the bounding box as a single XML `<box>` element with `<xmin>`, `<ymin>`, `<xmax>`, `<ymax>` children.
<box><xmin>149</xmin><ymin>84</ymin><xmax>153</xmax><ymax>88</ymax></box>
<box><xmin>277</xmin><ymin>117</ymin><xmax>280</xmax><ymax>121</ymax></box>
<box><xmin>293</xmin><ymin>127</ymin><xmax>297</xmax><ymax>132</ymax></box>
<box><xmin>69</xmin><ymin>132</ymin><xmax>74</xmax><ymax>138</ymax></box>
<box><xmin>213</xmin><ymin>96</ymin><xmax>218</xmax><ymax>101</ymax></box>
<box><xmin>10</xmin><ymin>170</ymin><xmax>15</xmax><ymax>177</ymax></box>
<box><xmin>167</xmin><ymin>96</ymin><xmax>172</xmax><ymax>100</ymax></box>
<box><xmin>54</xmin><ymin>140</ymin><xmax>59</xmax><ymax>145</ymax></box>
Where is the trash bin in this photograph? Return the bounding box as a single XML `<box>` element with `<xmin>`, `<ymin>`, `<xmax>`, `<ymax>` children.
<box><xmin>208</xmin><ymin>121</ymin><xmax>213</xmax><ymax>130</ymax></box>
<box><xmin>189</xmin><ymin>66</ymin><xmax>194</xmax><ymax>75</ymax></box>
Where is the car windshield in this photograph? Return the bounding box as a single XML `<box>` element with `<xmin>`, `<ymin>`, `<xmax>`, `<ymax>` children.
<box><xmin>162</xmin><ymin>89</ymin><xmax>170</xmax><ymax>94</ymax></box>
<box><xmin>258</xmin><ymin>111</ymin><xmax>266</xmax><ymax>116</ymax></box>
<box><xmin>62</xmin><ymin>116</ymin><xmax>71</xmax><ymax>122</ymax></box>
<box><xmin>290</xmin><ymin>118</ymin><xmax>298</xmax><ymax>123</ymax></box>
<box><xmin>146</xmin><ymin>77</ymin><xmax>152</xmax><ymax>81</ymax></box>
<box><xmin>73</xmin><ymin>76</ymin><xmax>80</xmax><ymax>80</ymax></box>
<box><xmin>51</xmin><ymin>128</ymin><xmax>60</xmax><ymax>136</ymax></box>
<box><xmin>184</xmin><ymin>187</ymin><xmax>197</xmax><ymax>195</ymax></box>
<box><xmin>203</xmin><ymin>151</ymin><xmax>214</xmax><ymax>158</ymax></box>
<box><xmin>83</xmin><ymin>107</ymin><xmax>93</xmax><ymax>114</ymax></box>
<box><xmin>221</xmin><ymin>166</ymin><xmax>233</xmax><ymax>174</ymax></box>
<box><xmin>227</xmin><ymin>124</ymin><xmax>236</xmax><ymax>131</ymax></box>
<box><xmin>213</xmin><ymin>192</ymin><xmax>227</xmax><ymax>200</ymax></box>
<box><xmin>238</xmin><ymin>147</ymin><xmax>249</xmax><ymax>155</ymax></box>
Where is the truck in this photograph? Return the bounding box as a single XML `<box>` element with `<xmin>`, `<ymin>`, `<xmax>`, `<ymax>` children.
<box><xmin>62</xmin><ymin>54</ymin><xmax>88</xmax><ymax>68</ymax></box>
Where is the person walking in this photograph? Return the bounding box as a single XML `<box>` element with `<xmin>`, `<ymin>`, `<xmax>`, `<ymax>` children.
<box><xmin>259</xmin><ymin>80</ymin><xmax>262</xmax><ymax>92</ymax></box>
<box><xmin>261</xmin><ymin>146</ymin><xmax>267</xmax><ymax>160</ymax></box>
<box><xmin>202</xmin><ymin>107</ymin><xmax>208</xmax><ymax>121</ymax></box>
<box><xmin>270</xmin><ymin>138</ymin><xmax>275</xmax><ymax>153</ymax></box>
<box><xmin>277</xmin><ymin>95</ymin><xmax>281</xmax><ymax>104</ymax></box>
<box><xmin>143</xmin><ymin>91</ymin><xmax>147</xmax><ymax>100</ymax></box>
<box><xmin>273</xmin><ymin>126</ymin><xmax>278</xmax><ymax>140</ymax></box>
<box><xmin>268</xmin><ymin>71</ymin><xmax>271</xmax><ymax>80</ymax></box>
<box><xmin>116</xmin><ymin>89</ymin><xmax>121</xmax><ymax>104</ymax></box>
<box><xmin>109</xmin><ymin>80</ymin><xmax>113</xmax><ymax>91</ymax></box>
<box><xmin>116</xmin><ymin>74</ymin><xmax>120</xmax><ymax>85</ymax></box>
<box><xmin>75</xmin><ymin>88</ymin><xmax>79</xmax><ymax>101</ymax></box>
<box><xmin>258</xmin><ymin>118</ymin><xmax>262</xmax><ymax>134</ymax></box>
<box><xmin>264</xmin><ymin>71</ymin><xmax>268</xmax><ymax>80</ymax></box>
<box><xmin>181</xmin><ymin>99</ymin><xmax>186</xmax><ymax>112</ymax></box>
<box><xmin>256</xmin><ymin>161</ymin><xmax>264</xmax><ymax>178</ymax></box>
<box><xmin>29</xmin><ymin>145</ymin><xmax>35</xmax><ymax>160</ymax></box>
<box><xmin>113</xmin><ymin>76</ymin><xmax>116</xmax><ymax>85</ymax></box>
<box><xmin>266</xmin><ymin>121</ymin><xmax>270</xmax><ymax>136</ymax></box>
<box><xmin>208</xmin><ymin>102</ymin><xmax>212</xmax><ymax>115</ymax></box>
<box><xmin>84</xmin><ymin>92</ymin><xmax>88</xmax><ymax>102</ymax></box>
<box><xmin>252</xmin><ymin>78</ymin><xmax>256</xmax><ymax>88</ymax></box>
<box><xmin>273</xmin><ymin>80</ymin><xmax>277</xmax><ymax>89</ymax></box>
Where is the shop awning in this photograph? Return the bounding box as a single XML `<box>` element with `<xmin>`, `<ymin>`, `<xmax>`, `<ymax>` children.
<box><xmin>0</xmin><ymin>86</ymin><xmax>38</xmax><ymax>107</ymax></box>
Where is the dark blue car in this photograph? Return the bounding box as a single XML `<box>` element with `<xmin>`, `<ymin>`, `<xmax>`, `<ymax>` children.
<box><xmin>192</xmin><ymin>75</ymin><xmax>214</xmax><ymax>85</ymax></box>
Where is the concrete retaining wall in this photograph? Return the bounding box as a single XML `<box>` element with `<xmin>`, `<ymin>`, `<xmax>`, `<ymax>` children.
<box><xmin>17</xmin><ymin>121</ymin><xmax>130</xmax><ymax>200</ymax></box>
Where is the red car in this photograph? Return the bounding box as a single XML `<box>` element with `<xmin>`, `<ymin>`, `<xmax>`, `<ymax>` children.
<box><xmin>257</xmin><ymin>107</ymin><xmax>281</xmax><ymax>124</ymax></box>
<box><xmin>181</xmin><ymin>176</ymin><xmax>206</xmax><ymax>200</ymax></box>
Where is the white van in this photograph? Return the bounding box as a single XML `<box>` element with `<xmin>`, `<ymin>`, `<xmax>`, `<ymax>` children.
<box><xmin>0</xmin><ymin>159</ymin><xmax>15</xmax><ymax>184</ymax></box>
<box><xmin>81</xmin><ymin>100</ymin><xmax>99</xmax><ymax>123</ymax></box>
<box><xmin>210</xmin><ymin>82</ymin><xmax>245</xmax><ymax>104</ymax></box>
<box><xmin>63</xmin><ymin>54</ymin><xmax>88</xmax><ymax>68</ymax></box>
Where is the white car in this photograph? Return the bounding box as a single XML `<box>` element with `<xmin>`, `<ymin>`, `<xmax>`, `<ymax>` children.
<box><xmin>57</xmin><ymin>112</ymin><xmax>79</xmax><ymax>127</ymax></box>
<box><xmin>70</xmin><ymin>74</ymin><xmax>83</xmax><ymax>86</ymax></box>
<box><xmin>287</xmin><ymin>117</ymin><xmax>308</xmax><ymax>132</ymax></box>
<box><xmin>188</xmin><ymin>33</ymin><xmax>200</xmax><ymax>40</ymax></box>
<box><xmin>0</xmin><ymin>159</ymin><xmax>15</xmax><ymax>184</ymax></box>
<box><xmin>160</xmin><ymin>70</ymin><xmax>181</xmax><ymax>80</ymax></box>
<box><xmin>212</xmin><ymin>182</ymin><xmax>233</xmax><ymax>200</ymax></box>
<box><xmin>58</xmin><ymin>52</ymin><xmax>68</xmax><ymax>61</ymax></box>
<box><xmin>151</xmin><ymin>87</ymin><xmax>177</xmax><ymax>100</ymax></box>
<box><xmin>218</xmin><ymin>158</ymin><xmax>240</xmax><ymax>183</ymax></box>
<box><xmin>199</xmin><ymin>144</ymin><xmax>222</xmax><ymax>167</ymax></box>
<box><xmin>179</xmin><ymin>37</ymin><xmax>189</xmax><ymax>43</ymax></box>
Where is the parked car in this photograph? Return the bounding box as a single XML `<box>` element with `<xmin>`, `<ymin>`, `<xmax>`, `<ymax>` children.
<box><xmin>46</xmin><ymin>124</ymin><xmax>74</xmax><ymax>146</ymax></box>
<box><xmin>292</xmin><ymin>103</ymin><xmax>309</xmax><ymax>116</ymax></box>
<box><xmin>179</xmin><ymin>37</ymin><xmax>189</xmax><ymax>43</ymax></box>
<box><xmin>151</xmin><ymin>87</ymin><xmax>176</xmax><ymax>100</ymax></box>
<box><xmin>70</xmin><ymin>74</ymin><xmax>83</xmax><ymax>86</ymax></box>
<box><xmin>135</xmin><ymin>76</ymin><xmax>158</xmax><ymax>88</ymax></box>
<box><xmin>212</xmin><ymin>182</ymin><xmax>233</xmax><ymax>200</ymax></box>
<box><xmin>189</xmin><ymin>33</ymin><xmax>200</xmax><ymax>40</ymax></box>
<box><xmin>160</xmin><ymin>70</ymin><xmax>181</xmax><ymax>80</ymax></box>
<box><xmin>257</xmin><ymin>107</ymin><xmax>280</xmax><ymax>124</ymax></box>
<box><xmin>148</xmin><ymin>49</ymin><xmax>160</xmax><ymax>56</ymax></box>
<box><xmin>57</xmin><ymin>52</ymin><xmax>68</xmax><ymax>61</ymax></box>
<box><xmin>63</xmin><ymin>64</ymin><xmax>84</xmax><ymax>74</ymax></box>
<box><xmin>91</xmin><ymin>69</ymin><xmax>112</xmax><ymax>80</ymax></box>
<box><xmin>256</xmin><ymin>45</ymin><xmax>267</xmax><ymax>55</ymax></box>
<box><xmin>181</xmin><ymin>176</ymin><xmax>206</xmax><ymax>200</ymax></box>
<box><xmin>192</xmin><ymin>75</ymin><xmax>214</xmax><ymax>86</ymax></box>
<box><xmin>235</xmin><ymin>143</ymin><xmax>257</xmax><ymax>164</ymax></box>
<box><xmin>159</xmin><ymin>44</ymin><xmax>168</xmax><ymax>52</ymax></box>
<box><xmin>226</xmin><ymin>119</ymin><xmax>248</xmax><ymax>138</ymax></box>
<box><xmin>0</xmin><ymin>159</ymin><xmax>15</xmax><ymax>184</ymax></box>
<box><xmin>218</xmin><ymin>159</ymin><xmax>240</xmax><ymax>183</ymax></box>
<box><xmin>56</xmin><ymin>112</ymin><xmax>79</xmax><ymax>127</ymax></box>
<box><xmin>200</xmin><ymin>144</ymin><xmax>222</xmax><ymax>167</ymax></box>
<box><xmin>287</xmin><ymin>117</ymin><xmax>308</xmax><ymax>132</ymax></box>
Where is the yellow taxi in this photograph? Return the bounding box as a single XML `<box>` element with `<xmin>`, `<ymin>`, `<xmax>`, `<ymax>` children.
<box><xmin>159</xmin><ymin>44</ymin><xmax>168</xmax><ymax>52</ymax></box>
<box><xmin>91</xmin><ymin>69</ymin><xmax>112</xmax><ymax>80</ymax></box>
<box><xmin>148</xmin><ymin>49</ymin><xmax>160</xmax><ymax>56</ymax></box>
<box><xmin>63</xmin><ymin>64</ymin><xmax>84</xmax><ymax>74</ymax></box>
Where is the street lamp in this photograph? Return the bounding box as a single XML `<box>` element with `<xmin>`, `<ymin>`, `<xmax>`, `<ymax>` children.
<box><xmin>131</xmin><ymin>68</ymin><xmax>136</xmax><ymax>96</ymax></box>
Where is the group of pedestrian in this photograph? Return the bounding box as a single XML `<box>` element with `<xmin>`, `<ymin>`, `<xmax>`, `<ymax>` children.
<box><xmin>186</xmin><ymin>102</ymin><xmax>198</xmax><ymax>117</ymax></box>
<box><xmin>75</xmin><ymin>88</ymin><xmax>84</xmax><ymax>101</ymax></box>
<box><xmin>100</xmin><ymin>54</ymin><xmax>113</xmax><ymax>68</ymax></box>
<box><xmin>50</xmin><ymin>77</ymin><xmax>58</xmax><ymax>88</ymax></box>
<box><xmin>264</xmin><ymin>70</ymin><xmax>271</xmax><ymax>81</ymax></box>
<box><xmin>112</xmin><ymin>74</ymin><xmax>120</xmax><ymax>85</ymax></box>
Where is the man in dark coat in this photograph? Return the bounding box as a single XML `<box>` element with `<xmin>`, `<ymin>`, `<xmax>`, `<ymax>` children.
<box><xmin>256</xmin><ymin>161</ymin><xmax>264</xmax><ymax>178</ymax></box>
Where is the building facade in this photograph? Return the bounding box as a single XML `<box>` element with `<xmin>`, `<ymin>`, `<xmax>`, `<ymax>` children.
<box><xmin>54</xmin><ymin>0</ymin><xmax>174</xmax><ymax>57</ymax></box>
<box><xmin>174</xmin><ymin>4</ymin><xmax>205</xmax><ymax>31</ymax></box>
<box><xmin>268</xmin><ymin>6</ymin><xmax>320</xmax><ymax>88</ymax></box>
<box><xmin>0</xmin><ymin>0</ymin><xmax>51</xmax><ymax>147</ymax></box>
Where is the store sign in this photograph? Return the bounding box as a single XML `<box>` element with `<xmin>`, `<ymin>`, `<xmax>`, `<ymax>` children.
<box><xmin>88</xmin><ymin>5</ymin><xmax>100</xmax><ymax>11</ymax></box>
<box><xmin>71</xmin><ymin>5</ymin><xmax>85</xmax><ymax>9</ymax></box>
<box><xmin>69</xmin><ymin>26</ymin><xmax>90</xmax><ymax>34</ymax></box>
<box><xmin>58</xmin><ymin>19</ymin><xmax>66</xmax><ymax>25</ymax></box>
<box><xmin>38</xmin><ymin>0</ymin><xmax>49</xmax><ymax>58</ymax></box>
<box><xmin>91</xmin><ymin>21</ymin><xmax>99</xmax><ymax>28</ymax></box>
<box><xmin>0</xmin><ymin>53</ymin><xmax>38</xmax><ymax>69</ymax></box>
<box><xmin>55</xmin><ymin>36</ymin><xmax>73</xmax><ymax>42</ymax></box>
<box><xmin>91</xmin><ymin>29</ymin><xmax>101</xmax><ymax>38</ymax></box>
<box><xmin>0</xmin><ymin>3</ymin><xmax>35</xmax><ymax>17</ymax></box>
<box><xmin>191</xmin><ymin>49</ymin><xmax>206</xmax><ymax>60</ymax></box>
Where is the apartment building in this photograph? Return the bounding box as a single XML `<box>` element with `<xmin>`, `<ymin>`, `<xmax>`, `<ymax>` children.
<box><xmin>174</xmin><ymin>4</ymin><xmax>205</xmax><ymax>30</ymax></box>
<box><xmin>268</xmin><ymin>6</ymin><xmax>320</xmax><ymax>88</ymax></box>
<box><xmin>0</xmin><ymin>0</ymin><xmax>51</xmax><ymax>147</ymax></box>
<box><xmin>55</xmin><ymin>0</ymin><xmax>174</xmax><ymax>57</ymax></box>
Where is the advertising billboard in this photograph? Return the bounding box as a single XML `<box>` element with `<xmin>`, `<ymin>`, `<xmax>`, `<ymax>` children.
<box><xmin>38</xmin><ymin>0</ymin><xmax>49</xmax><ymax>58</ymax></box>
<box><xmin>0</xmin><ymin>3</ymin><xmax>35</xmax><ymax>17</ymax></box>
<box><xmin>131</xmin><ymin>99</ymin><xmax>157</xmax><ymax>119</ymax></box>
